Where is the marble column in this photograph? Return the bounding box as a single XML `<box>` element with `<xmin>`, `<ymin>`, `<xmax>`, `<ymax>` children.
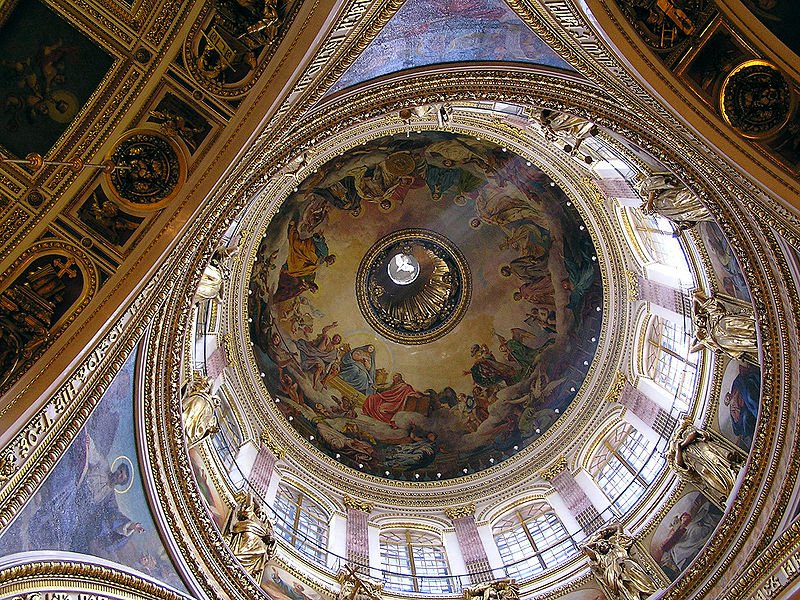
<box><xmin>344</xmin><ymin>495</ymin><xmax>373</xmax><ymax>575</ymax></box>
<box><xmin>540</xmin><ymin>458</ymin><xmax>604</xmax><ymax>535</ymax></box>
<box><xmin>249</xmin><ymin>432</ymin><xmax>284</xmax><ymax>497</ymax></box>
<box><xmin>446</xmin><ymin>504</ymin><xmax>493</xmax><ymax>583</ymax></box>
<box><xmin>594</xmin><ymin>177</ymin><xmax>640</xmax><ymax>205</ymax></box>
<box><xmin>606</xmin><ymin>373</ymin><xmax>677</xmax><ymax>439</ymax></box>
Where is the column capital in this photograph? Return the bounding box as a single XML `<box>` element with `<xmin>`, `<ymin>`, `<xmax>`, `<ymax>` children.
<box><xmin>344</xmin><ymin>495</ymin><xmax>374</xmax><ymax>513</ymax></box>
<box><xmin>626</xmin><ymin>271</ymin><xmax>640</xmax><ymax>301</ymax></box>
<box><xmin>445</xmin><ymin>503</ymin><xmax>476</xmax><ymax>520</ymax></box>
<box><xmin>538</xmin><ymin>456</ymin><xmax>568</xmax><ymax>481</ymax></box>
<box><xmin>604</xmin><ymin>371</ymin><xmax>627</xmax><ymax>403</ymax></box>
<box><xmin>260</xmin><ymin>431</ymin><xmax>285</xmax><ymax>458</ymax></box>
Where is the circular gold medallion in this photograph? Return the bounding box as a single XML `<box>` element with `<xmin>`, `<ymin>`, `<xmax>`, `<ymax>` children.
<box><xmin>356</xmin><ymin>229</ymin><xmax>471</xmax><ymax>345</ymax></box>
<box><xmin>104</xmin><ymin>129</ymin><xmax>186</xmax><ymax>211</ymax></box>
<box><xmin>720</xmin><ymin>60</ymin><xmax>794</xmax><ymax>139</ymax></box>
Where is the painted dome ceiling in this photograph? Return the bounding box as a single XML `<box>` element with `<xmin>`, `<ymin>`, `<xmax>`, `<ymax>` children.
<box><xmin>248</xmin><ymin>130</ymin><xmax>603</xmax><ymax>480</ymax></box>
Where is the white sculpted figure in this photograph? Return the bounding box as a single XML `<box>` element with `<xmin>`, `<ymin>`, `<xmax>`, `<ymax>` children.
<box><xmin>193</xmin><ymin>239</ymin><xmax>241</xmax><ymax>303</ymax></box>
<box><xmin>538</xmin><ymin>109</ymin><xmax>598</xmax><ymax>159</ymax></box>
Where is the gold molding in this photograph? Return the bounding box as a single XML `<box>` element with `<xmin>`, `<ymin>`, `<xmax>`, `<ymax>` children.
<box><xmin>260</xmin><ymin>430</ymin><xmax>286</xmax><ymax>459</ymax></box>
<box><xmin>626</xmin><ymin>269</ymin><xmax>641</xmax><ymax>301</ymax></box>
<box><xmin>0</xmin><ymin>558</ymin><xmax>186</xmax><ymax>600</ymax></box>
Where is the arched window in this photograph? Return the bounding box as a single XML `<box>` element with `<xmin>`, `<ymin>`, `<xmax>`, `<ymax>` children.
<box><xmin>626</xmin><ymin>209</ymin><xmax>692</xmax><ymax>282</ymax></box>
<box><xmin>380</xmin><ymin>529</ymin><xmax>452</xmax><ymax>594</ymax></box>
<box><xmin>645</xmin><ymin>315</ymin><xmax>698</xmax><ymax>409</ymax></box>
<box><xmin>492</xmin><ymin>500</ymin><xmax>579</xmax><ymax>581</ymax></box>
<box><xmin>273</xmin><ymin>484</ymin><xmax>329</xmax><ymax>565</ymax></box>
<box><xmin>589</xmin><ymin>423</ymin><xmax>665</xmax><ymax>516</ymax></box>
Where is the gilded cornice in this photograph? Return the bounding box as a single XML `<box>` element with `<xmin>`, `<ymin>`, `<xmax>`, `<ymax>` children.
<box><xmin>260</xmin><ymin>430</ymin><xmax>286</xmax><ymax>459</ymax></box>
<box><xmin>626</xmin><ymin>270</ymin><xmax>640</xmax><ymax>301</ymax></box>
<box><xmin>0</xmin><ymin>558</ymin><xmax>187</xmax><ymax>600</ymax></box>
<box><xmin>603</xmin><ymin>372</ymin><xmax>627</xmax><ymax>404</ymax></box>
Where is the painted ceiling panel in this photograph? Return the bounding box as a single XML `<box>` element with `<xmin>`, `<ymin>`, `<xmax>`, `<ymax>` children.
<box><xmin>0</xmin><ymin>349</ymin><xmax>187</xmax><ymax>594</ymax></box>
<box><xmin>329</xmin><ymin>0</ymin><xmax>574</xmax><ymax>94</ymax></box>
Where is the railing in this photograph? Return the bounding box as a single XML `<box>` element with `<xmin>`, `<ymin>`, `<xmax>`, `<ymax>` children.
<box><xmin>190</xmin><ymin>231</ymin><xmax>703</xmax><ymax>592</ymax></box>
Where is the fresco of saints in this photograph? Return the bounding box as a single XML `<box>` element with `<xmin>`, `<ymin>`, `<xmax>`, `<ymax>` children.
<box><xmin>385</xmin><ymin>432</ymin><xmax>439</xmax><ymax>470</ymax></box>
<box><xmin>466</xmin><ymin>344</ymin><xmax>518</xmax><ymax>388</ymax></box>
<box><xmin>657</xmin><ymin>498</ymin><xmax>722</xmax><ymax>580</ymax></box>
<box><xmin>362</xmin><ymin>372</ymin><xmax>420</xmax><ymax>425</ymax></box>
<box><xmin>273</xmin><ymin>221</ymin><xmax>336</xmax><ymax>303</ymax></box>
<box><xmin>339</xmin><ymin>344</ymin><xmax>377</xmax><ymax>395</ymax></box>
<box><xmin>725</xmin><ymin>364</ymin><xmax>761</xmax><ymax>449</ymax></box>
<box><xmin>295</xmin><ymin>322</ymin><xmax>342</xmax><ymax>389</ymax></box>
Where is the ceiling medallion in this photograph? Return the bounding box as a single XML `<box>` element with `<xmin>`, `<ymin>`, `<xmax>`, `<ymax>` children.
<box><xmin>104</xmin><ymin>128</ymin><xmax>186</xmax><ymax>210</ymax></box>
<box><xmin>720</xmin><ymin>60</ymin><xmax>794</xmax><ymax>139</ymax></box>
<box><xmin>356</xmin><ymin>229</ymin><xmax>471</xmax><ymax>345</ymax></box>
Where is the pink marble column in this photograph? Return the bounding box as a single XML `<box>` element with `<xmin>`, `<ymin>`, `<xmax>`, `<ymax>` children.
<box><xmin>541</xmin><ymin>460</ymin><xmax>603</xmax><ymax>535</ymax></box>
<box><xmin>637</xmin><ymin>277</ymin><xmax>690</xmax><ymax>316</ymax></box>
<box><xmin>446</xmin><ymin>505</ymin><xmax>492</xmax><ymax>583</ymax></box>
<box><xmin>344</xmin><ymin>496</ymin><xmax>373</xmax><ymax>573</ymax></box>
<box><xmin>594</xmin><ymin>178</ymin><xmax>640</xmax><ymax>201</ymax></box>
<box><xmin>618</xmin><ymin>381</ymin><xmax>677</xmax><ymax>438</ymax></box>
<box><xmin>205</xmin><ymin>345</ymin><xmax>229</xmax><ymax>379</ymax></box>
<box><xmin>250</xmin><ymin>435</ymin><xmax>283</xmax><ymax>497</ymax></box>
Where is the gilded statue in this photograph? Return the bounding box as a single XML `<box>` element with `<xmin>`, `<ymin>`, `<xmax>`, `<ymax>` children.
<box><xmin>463</xmin><ymin>579</ymin><xmax>519</xmax><ymax>600</ymax></box>
<box><xmin>636</xmin><ymin>174</ymin><xmax>712</xmax><ymax>232</ymax></box>
<box><xmin>690</xmin><ymin>290</ymin><xmax>758</xmax><ymax>363</ymax></box>
<box><xmin>193</xmin><ymin>240</ymin><xmax>240</xmax><ymax>304</ymax></box>
<box><xmin>668</xmin><ymin>419</ymin><xmax>742</xmax><ymax>505</ymax></box>
<box><xmin>538</xmin><ymin>109</ymin><xmax>598</xmax><ymax>160</ymax></box>
<box><xmin>228</xmin><ymin>491</ymin><xmax>276</xmax><ymax>584</ymax></box>
<box><xmin>337</xmin><ymin>566</ymin><xmax>383</xmax><ymax>600</ymax></box>
<box><xmin>182</xmin><ymin>373</ymin><xmax>220</xmax><ymax>447</ymax></box>
<box><xmin>582</xmin><ymin>524</ymin><xmax>656</xmax><ymax>600</ymax></box>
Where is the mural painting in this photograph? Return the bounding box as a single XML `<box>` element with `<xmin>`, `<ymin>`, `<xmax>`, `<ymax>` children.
<box><xmin>249</xmin><ymin>131</ymin><xmax>603</xmax><ymax>480</ymax></box>
<box><xmin>0</xmin><ymin>0</ymin><xmax>113</xmax><ymax>157</ymax></box>
<box><xmin>717</xmin><ymin>357</ymin><xmax>761</xmax><ymax>451</ymax></box>
<box><xmin>263</xmin><ymin>564</ymin><xmax>330</xmax><ymax>600</ymax></box>
<box><xmin>0</xmin><ymin>249</ymin><xmax>91</xmax><ymax>389</ymax></box>
<box><xmin>697</xmin><ymin>221</ymin><xmax>751</xmax><ymax>302</ymax></box>
<box><xmin>648</xmin><ymin>490</ymin><xmax>723</xmax><ymax>581</ymax></box>
<box><xmin>0</xmin><ymin>349</ymin><xmax>187</xmax><ymax>592</ymax></box>
<box><xmin>78</xmin><ymin>187</ymin><xmax>144</xmax><ymax>247</ymax></box>
<box><xmin>330</xmin><ymin>0</ymin><xmax>572</xmax><ymax>93</ymax></box>
<box><xmin>147</xmin><ymin>92</ymin><xmax>213</xmax><ymax>156</ymax></box>
<box><xmin>189</xmin><ymin>447</ymin><xmax>232</xmax><ymax>530</ymax></box>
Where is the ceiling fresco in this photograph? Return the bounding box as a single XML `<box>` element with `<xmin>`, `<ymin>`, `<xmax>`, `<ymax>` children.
<box><xmin>0</xmin><ymin>0</ymin><xmax>113</xmax><ymax>158</ymax></box>
<box><xmin>248</xmin><ymin>131</ymin><xmax>603</xmax><ymax>480</ymax></box>
<box><xmin>329</xmin><ymin>0</ymin><xmax>573</xmax><ymax>94</ymax></box>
